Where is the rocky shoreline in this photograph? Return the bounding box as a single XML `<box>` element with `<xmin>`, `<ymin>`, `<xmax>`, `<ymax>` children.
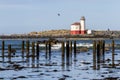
<box><xmin>0</xmin><ymin>29</ymin><xmax>120</xmax><ymax>39</ymax></box>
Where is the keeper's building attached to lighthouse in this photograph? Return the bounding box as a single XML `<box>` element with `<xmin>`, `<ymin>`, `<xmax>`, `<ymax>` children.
<box><xmin>71</xmin><ymin>16</ymin><xmax>86</xmax><ymax>35</ymax></box>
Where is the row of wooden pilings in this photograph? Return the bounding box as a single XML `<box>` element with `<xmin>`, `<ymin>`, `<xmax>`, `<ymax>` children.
<box><xmin>62</xmin><ymin>41</ymin><xmax>77</xmax><ymax>66</ymax></box>
<box><xmin>93</xmin><ymin>40</ymin><xmax>115</xmax><ymax>70</ymax></box>
<box><xmin>1</xmin><ymin>40</ymin><xmax>77</xmax><ymax>66</ymax></box>
<box><xmin>1</xmin><ymin>40</ymin><xmax>116</xmax><ymax>69</ymax></box>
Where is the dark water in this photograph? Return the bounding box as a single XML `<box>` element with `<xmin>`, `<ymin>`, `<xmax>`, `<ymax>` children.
<box><xmin>0</xmin><ymin>39</ymin><xmax>120</xmax><ymax>80</ymax></box>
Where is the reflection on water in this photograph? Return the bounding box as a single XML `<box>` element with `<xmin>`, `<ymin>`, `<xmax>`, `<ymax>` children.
<box><xmin>0</xmin><ymin>39</ymin><xmax>120</xmax><ymax>80</ymax></box>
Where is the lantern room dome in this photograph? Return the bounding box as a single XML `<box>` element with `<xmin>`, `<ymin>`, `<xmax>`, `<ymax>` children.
<box><xmin>80</xmin><ymin>16</ymin><xmax>85</xmax><ymax>20</ymax></box>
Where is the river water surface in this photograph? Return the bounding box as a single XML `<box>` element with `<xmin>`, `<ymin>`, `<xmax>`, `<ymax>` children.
<box><xmin>0</xmin><ymin>39</ymin><xmax>120</xmax><ymax>80</ymax></box>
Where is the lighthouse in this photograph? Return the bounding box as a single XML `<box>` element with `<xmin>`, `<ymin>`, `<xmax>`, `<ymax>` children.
<box><xmin>80</xmin><ymin>16</ymin><xmax>86</xmax><ymax>34</ymax></box>
<box><xmin>70</xmin><ymin>16</ymin><xmax>86</xmax><ymax>35</ymax></box>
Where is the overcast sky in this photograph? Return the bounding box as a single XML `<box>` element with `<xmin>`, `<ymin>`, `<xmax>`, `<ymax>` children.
<box><xmin>0</xmin><ymin>0</ymin><xmax>120</xmax><ymax>34</ymax></box>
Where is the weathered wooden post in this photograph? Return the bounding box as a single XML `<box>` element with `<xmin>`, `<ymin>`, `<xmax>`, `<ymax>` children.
<box><xmin>45</xmin><ymin>41</ymin><xmax>48</xmax><ymax>59</ymax></box>
<box><xmin>22</xmin><ymin>40</ymin><xmax>24</xmax><ymax>58</ymax></box>
<box><xmin>99</xmin><ymin>40</ymin><xmax>102</xmax><ymax>62</ymax></box>
<box><xmin>102</xmin><ymin>40</ymin><xmax>105</xmax><ymax>62</ymax></box>
<box><xmin>8</xmin><ymin>44</ymin><xmax>11</xmax><ymax>62</ymax></box>
<box><xmin>26</xmin><ymin>40</ymin><xmax>30</xmax><ymax>59</ymax></box>
<box><xmin>2</xmin><ymin>40</ymin><xmax>5</xmax><ymax>60</ymax></box>
<box><xmin>48</xmin><ymin>41</ymin><xmax>51</xmax><ymax>60</ymax></box>
<box><xmin>61</xmin><ymin>41</ymin><xmax>65</xmax><ymax>65</ymax></box>
<box><xmin>112</xmin><ymin>40</ymin><xmax>115</xmax><ymax>67</ymax></box>
<box><xmin>36</xmin><ymin>42</ymin><xmax>39</xmax><ymax>60</ymax></box>
<box><xmin>70</xmin><ymin>41</ymin><xmax>72</xmax><ymax>61</ymax></box>
<box><xmin>99</xmin><ymin>40</ymin><xmax>105</xmax><ymax>63</ymax></box>
<box><xmin>93</xmin><ymin>40</ymin><xmax>96</xmax><ymax>70</ymax></box>
<box><xmin>74</xmin><ymin>41</ymin><xmax>76</xmax><ymax>61</ymax></box>
<box><xmin>97</xmin><ymin>41</ymin><xmax>100</xmax><ymax>63</ymax></box>
<box><xmin>66</xmin><ymin>41</ymin><xmax>69</xmax><ymax>65</ymax></box>
<box><xmin>97</xmin><ymin>41</ymin><xmax>100</xmax><ymax>70</ymax></box>
<box><xmin>36</xmin><ymin>42</ymin><xmax>40</xmax><ymax>67</ymax></box>
<box><xmin>70</xmin><ymin>41</ymin><xmax>72</xmax><ymax>54</ymax></box>
<box><xmin>32</xmin><ymin>42</ymin><xmax>35</xmax><ymax>63</ymax></box>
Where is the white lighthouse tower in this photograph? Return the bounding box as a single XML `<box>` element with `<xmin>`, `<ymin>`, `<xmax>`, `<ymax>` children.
<box><xmin>80</xmin><ymin>16</ymin><xmax>86</xmax><ymax>34</ymax></box>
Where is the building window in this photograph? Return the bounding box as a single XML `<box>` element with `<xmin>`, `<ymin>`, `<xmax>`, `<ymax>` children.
<box><xmin>76</xmin><ymin>27</ymin><xmax>78</xmax><ymax>29</ymax></box>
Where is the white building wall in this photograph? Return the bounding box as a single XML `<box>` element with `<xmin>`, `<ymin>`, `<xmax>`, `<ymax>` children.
<box><xmin>87</xmin><ymin>30</ymin><xmax>92</xmax><ymax>34</ymax></box>
<box><xmin>71</xmin><ymin>25</ymin><xmax>80</xmax><ymax>31</ymax></box>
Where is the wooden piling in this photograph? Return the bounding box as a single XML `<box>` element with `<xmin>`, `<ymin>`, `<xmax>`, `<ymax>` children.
<box><xmin>70</xmin><ymin>41</ymin><xmax>72</xmax><ymax>54</ymax></box>
<box><xmin>36</xmin><ymin>42</ymin><xmax>39</xmax><ymax>60</ymax></box>
<box><xmin>70</xmin><ymin>41</ymin><xmax>72</xmax><ymax>64</ymax></box>
<box><xmin>74</xmin><ymin>41</ymin><xmax>76</xmax><ymax>61</ymax></box>
<box><xmin>70</xmin><ymin>41</ymin><xmax>72</xmax><ymax>57</ymax></box>
<box><xmin>45</xmin><ymin>42</ymin><xmax>48</xmax><ymax>59</ymax></box>
<box><xmin>102</xmin><ymin>40</ymin><xmax>105</xmax><ymax>62</ymax></box>
<box><xmin>93</xmin><ymin>40</ymin><xmax>96</xmax><ymax>70</ymax></box>
<box><xmin>112</xmin><ymin>40</ymin><xmax>115</xmax><ymax>67</ymax></box>
<box><xmin>100</xmin><ymin>40</ymin><xmax>102</xmax><ymax>54</ymax></box>
<box><xmin>32</xmin><ymin>42</ymin><xmax>35</xmax><ymax>63</ymax></box>
<box><xmin>99</xmin><ymin>40</ymin><xmax>103</xmax><ymax>62</ymax></box>
<box><xmin>26</xmin><ymin>40</ymin><xmax>30</xmax><ymax>58</ymax></box>
<box><xmin>2</xmin><ymin>40</ymin><xmax>5</xmax><ymax>59</ymax></box>
<box><xmin>61</xmin><ymin>41</ymin><xmax>65</xmax><ymax>65</ymax></box>
<box><xmin>97</xmin><ymin>41</ymin><xmax>100</xmax><ymax>63</ymax></box>
<box><xmin>48</xmin><ymin>41</ymin><xmax>51</xmax><ymax>60</ymax></box>
<box><xmin>66</xmin><ymin>41</ymin><xmax>69</xmax><ymax>65</ymax></box>
<box><xmin>22</xmin><ymin>40</ymin><xmax>24</xmax><ymax>58</ymax></box>
<box><xmin>8</xmin><ymin>44</ymin><xmax>11</xmax><ymax>62</ymax></box>
<box><xmin>97</xmin><ymin>41</ymin><xmax>101</xmax><ymax>70</ymax></box>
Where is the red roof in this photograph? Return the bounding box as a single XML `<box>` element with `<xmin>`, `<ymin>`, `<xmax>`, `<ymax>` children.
<box><xmin>71</xmin><ymin>22</ymin><xmax>80</xmax><ymax>25</ymax></box>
